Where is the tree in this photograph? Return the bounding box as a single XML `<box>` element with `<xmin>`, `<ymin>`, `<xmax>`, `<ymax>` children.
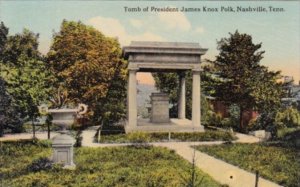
<box><xmin>0</xmin><ymin>22</ymin><xmax>9</xmax><ymax>57</ymax></box>
<box><xmin>211</xmin><ymin>31</ymin><xmax>283</xmax><ymax>131</ymax></box>
<box><xmin>0</xmin><ymin>22</ymin><xmax>22</xmax><ymax>136</ymax></box>
<box><xmin>0</xmin><ymin>77</ymin><xmax>21</xmax><ymax>136</ymax></box>
<box><xmin>46</xmin><ymin>20</ymin><xmax>127</xmax><ymax>125</ymax></box>
<box><xmin>1</xmin><ymin>29</ymin><xmax>54</xmax><ymax>137</ymax></box>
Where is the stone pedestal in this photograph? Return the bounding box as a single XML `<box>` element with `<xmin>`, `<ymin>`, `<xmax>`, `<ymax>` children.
<box><xmin>52</xmin><ymin>133</ymin><xmax>75</xmax><ymax>169</ymax></box>
<box><xmin>150</xmin><ymin>93</ymin><xmax>170</xmax><ymax>123</ymax></box>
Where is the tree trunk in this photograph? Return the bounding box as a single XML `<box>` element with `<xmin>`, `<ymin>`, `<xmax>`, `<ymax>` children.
<box><xmin>0</xmin><ymin>126</ymin><xmax>3</xmax><ymax>137</ymax></box>
<box><xmin>32</xmin><ymin>118</ymin><xmax>36</xmax><ymax>139</ymax></box>
<box><xmin>47</xmin><ymin>122</ymin><xmax>50</xmax><ymax>139</ymax></box>
<box><xmin>239</xmin><ymin>107</ymin><xmax>244</xmax><ymax>132</ymax></box>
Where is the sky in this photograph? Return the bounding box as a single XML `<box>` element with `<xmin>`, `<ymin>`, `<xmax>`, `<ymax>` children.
<box><xmin>0</xmin><ymin>0</ymin><xmax>299</xmax><ymax>85</ymax></box>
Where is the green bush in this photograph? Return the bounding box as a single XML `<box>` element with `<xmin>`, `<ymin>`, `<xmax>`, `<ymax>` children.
<box><xmin>277</xmin><ymin>127</ymin><xmax>299</xmax><ymax>139</ymax></box>
<box><xmin>27</xmin><ymin>157</ymin><xmax>53</xmax><ymax>172</ymax></box>
<box><xmin>74</xmin><ymin>130</ymin><xmax>83</xmax><ymax>147</ymax></box>
<box><xmin>208</xmin><ymin>112</ymin><xmax>223</xmax><ymax>127</ymax></box>
<box><xmin>98</xmin><ymin>131</ymin><xmax>237</xmax><ymax>143</ymax></box>
<box><xmin>275</xmin><ymin>107</ymin><xmax>300</xmax><ymax>128</ymax></box>
<box><xmin>128</xmin><ymin>132</ymin><xmax>151</xmax><ymax>143</ymax></box>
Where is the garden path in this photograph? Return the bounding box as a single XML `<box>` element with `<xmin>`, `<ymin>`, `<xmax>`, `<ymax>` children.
<box><xmin>0</xmin><ymin>132</ymin><xmax>59</xmax><ymax>141</ymax></box>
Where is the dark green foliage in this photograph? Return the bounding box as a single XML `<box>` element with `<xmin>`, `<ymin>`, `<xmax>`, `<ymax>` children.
<box><xmin>74</xmin><ymin>130</ymin><xmax>83</xmax><ymax>147</ymax></box>
<box><xmin>27</xmin><ymin>157</ymin><xmax>53</xmax><ymax>172</ymax></box>
<box><xmin>100</xmin><ymin>123</ymin><xmax>125</xmax><ymax>135</ymax></box>
<box><xmin>2</xmin><ymin>29</ymin><xmax>41</xmax><ymax>66</ymax></box>
<box><xmin>0</xmin><ymin>28</ymin><xmax>54</xmax><ymax>137</ymax></box>
<box><xmin>0</xmin><ymin>22</ymin><xmax>8</xmax><ymax>56</ymax></box>
<box><xmin>0</xmin><ymin>140</ymin><xmax>221</xmax><ymax>187</ymax></box>
<box><xmin>211</xmin><ymin>31</ymin><xmax>283</xmax><ymax>131</ymax></box>
<box><xmin>195</xmin><ymin>143</ymin><xmax>300</xmax><ymax>187</ymax></box>
<box><xmin>277</xmin><ymin>128</ymin><xmax>300</xmax><ymax>147</ymax></box>
<box><xmin>0</xmin><ymin>77</ymin><xmax>22</xmax><ymax>136</ymax></box>
<box><xmin>249</xmin><ymin>107</ymin><xmax>300</xmax><ymax>135</ymax></box>
<box><xmin>201</xmin><ymin>96</ymin><xmax>215</xmax><ymax>126</ymax></box>
<box><xmin>98</xmin><ymin>131</ymin><xmax>237</xmax><ymax>143</ymax></box>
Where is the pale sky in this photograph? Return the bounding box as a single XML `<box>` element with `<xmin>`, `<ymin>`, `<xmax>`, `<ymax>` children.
<box><xmin>1</xmin><ymin>1</ymin><xmax>299</xmax><ymax>84</ymax></box>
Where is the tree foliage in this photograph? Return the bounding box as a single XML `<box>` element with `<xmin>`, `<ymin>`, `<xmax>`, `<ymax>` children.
<box><xmin>0</xmin><ymin>27</ymin><xmax>53</xmax><ymax>135</ymax></box>
<box><xmin>2</xmin><ymin>29</ymin><xmax>40</xmax><ymax>66</ymax></box>
<box><xmin>46</xmin><ymin>20</ymin><xmax>127</xmax><ymax>124</ymax></box>
<box><xmin>0</xmin><ymin>22</ymin><xmax>22</xmax><ymax>136</ymax></box>
<box><xmin>0</xmin><ymin>77</ymin><xmax>22</xmax><ymax>136</ymax></box>
<box><xmin>0</xmin><ymin>22</ymin><xmax>9</xmax><ymax>56</ymax></box>
<box><xmin>275</xmin><ymin>107</ymin><xmax>300</xmax><ymax>128</ymax></box>
<box><xmin>211</xmin><ymin>31</ymin><xmax>283</xmax><ymax>130</ymax></box>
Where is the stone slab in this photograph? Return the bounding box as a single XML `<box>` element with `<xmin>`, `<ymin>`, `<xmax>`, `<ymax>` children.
<box><xmin>125</xmin><ymin>118</ymin><xmax>204</xmax><ymax>133</ymax></box>
<box><xmin>150</xmin><ymin>93</ymin><xmax>170</xmax><ymax>123</ymax></box>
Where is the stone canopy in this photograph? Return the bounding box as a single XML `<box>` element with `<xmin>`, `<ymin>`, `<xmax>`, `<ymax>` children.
<box><xmin>123</xmin><ymin>41</ymin><xmax>208</xmax><ymax>133</ymax></box>
<box><xmin>123</xmin><ymin>41</ymin><xmax>207</xmax><ymax>72</ymax></box>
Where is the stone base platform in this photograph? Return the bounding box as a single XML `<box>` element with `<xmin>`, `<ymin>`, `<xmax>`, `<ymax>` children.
<box><xmin>125</xmin><ymin>118</ymin><xmax>204</xmax><ymax>133</ymax></box>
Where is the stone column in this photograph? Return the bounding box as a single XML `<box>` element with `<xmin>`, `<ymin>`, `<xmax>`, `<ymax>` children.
<box><xmin>128</xmin><ymin>69</ymin><xmax>137</xmax><ymax>128</ymax></box>
<box><xmin>178</xmin><ymin>73</ymin><xmax>186</xmax><ymax>119</ymax></box>
<box><xmin>192</xmin><ymin>70</ymin><xmax>201</xmax><ymax>126</ymax></box>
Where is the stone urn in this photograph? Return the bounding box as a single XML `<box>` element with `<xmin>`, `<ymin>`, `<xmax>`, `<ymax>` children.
<box><xmin>39</xmin><ymin>104</ymin><xmax>88</xmax><ymax>169</ymax></box>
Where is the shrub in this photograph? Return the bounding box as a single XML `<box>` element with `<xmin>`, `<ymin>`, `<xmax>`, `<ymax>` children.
<box><xmin>277</xmin><ymin>127</ymin><xmax>300</xmax><ymax>139</ymax></box>
<box><xmin>208</xmin><ymin>112</ymin><xmax>223</xmax><ymax>127</ymax></box>
<box><xmin>128</xmin><ymin>132</ymin><xmax>150</xmax><ymax>143</ymax></box>
<box><xmin>220</xmin><ymin>118</ymin><xmax>232</xmax><ymax>128</ymax></box>
<box><xmin>275</xmin><ymin>107</ymin><xmax>300</xmax><ymax>128</ymax></box>
<box><xmin>74</xmin><ymin>130</ymin><xmax>83</xmax><ymax>147</ymax></box>
<box><xmin>98</xmin><ymin>131</ymin><xmax>237</xmax><ymax>143</ymax></box>
<box><xmin>27</xmin><ymin>157</ymin><xmax>53</xmax><ymax>172</ymax></box>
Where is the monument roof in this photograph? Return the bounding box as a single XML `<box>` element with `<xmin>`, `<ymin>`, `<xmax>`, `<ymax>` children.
<box><xmin>129</xmin><ymin>41</ymin><xmax>201</xmax><ymax>48</ymax></box>
<box><xmin>123</xmin><ymin>41</ymin><xmax>207</xmax><ymax>59</ymax></box>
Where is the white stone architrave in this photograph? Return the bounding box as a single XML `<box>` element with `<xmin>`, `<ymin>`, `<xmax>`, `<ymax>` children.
<box><xmin>123</xmin><ymin>41</ymin><xmax>208</xmax><ymax>133</ymax></box>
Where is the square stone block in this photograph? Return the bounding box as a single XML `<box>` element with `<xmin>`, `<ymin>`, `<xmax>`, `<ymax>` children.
<box><xmin>150</xmin><ymin>93</ymin><xmax>170</xmax><ymax>123</ymax></box>
<box><xmin>52</xmin><ymin>134</ymin><xmax>75</xmax><ymax>168</ymax></box>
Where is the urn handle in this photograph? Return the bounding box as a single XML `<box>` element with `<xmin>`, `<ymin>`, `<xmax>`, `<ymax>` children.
<box><xmin>78</xmin><ymin>104</ymin><xmax>88</xmax><ymax>115</ymax></box>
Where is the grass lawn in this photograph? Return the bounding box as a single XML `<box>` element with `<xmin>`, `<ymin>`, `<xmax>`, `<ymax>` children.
<box><xmin>0</xmin><ymin>140</ymin><xmax>224</xmax><ymax>187</ymax></box>
<box><xmin>194</xmin><ymin>143</ymin><xmax>300</xmax><ymax>187</ymax></box>
<box><xmin>96</xmin><ymin>131</ymin><xmax>237</xmax><ymax>143</ymax></box>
